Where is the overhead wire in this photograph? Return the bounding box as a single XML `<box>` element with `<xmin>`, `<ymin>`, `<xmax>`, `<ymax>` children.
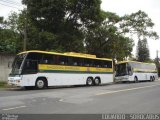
<box><xmin>0</xmin><ymin>0</ymin><xmax>21</xmax><ymax>6</ymax></box>
<box><xmin>0</xmin><ymin>0</ymin><xmax>22</xmax><ymax>9</ymax></box>
<box><xmin>0</xmin><ymin>2</ymin><xmax>19</xmax><ymax>9</ymax></box>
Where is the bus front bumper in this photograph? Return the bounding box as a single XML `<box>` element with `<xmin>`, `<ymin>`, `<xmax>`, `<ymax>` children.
<box><xmin>8</xmin><ymin>76</ymin><xmax>22</xmax><ymax>87</ymax></box>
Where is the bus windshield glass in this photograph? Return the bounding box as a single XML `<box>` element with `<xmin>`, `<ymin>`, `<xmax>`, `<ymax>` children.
<box><xmin>116</xmin><ymin>63</ymin><xmax>127</xmax><ymax>76</ymax></box>
<box><xmin>11</xmin><ymin>53</ymin><xmax>26</xmax><ymax>75</ymax></box>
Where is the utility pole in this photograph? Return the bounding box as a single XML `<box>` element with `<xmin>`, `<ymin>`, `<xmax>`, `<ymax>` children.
<box><xmin>23</xmin><ymin>7</ymin><xmax>27</xmax><ymax>51</ymax></box>
<box><xmin>156</xmin><ymin>50</ymin><xmax>160</xmax><ymax>77</ymax></box>
<box><xmin>156</xmin><ymin>50</ymin><xmax>159</xmax><ymax>59</ymax></box>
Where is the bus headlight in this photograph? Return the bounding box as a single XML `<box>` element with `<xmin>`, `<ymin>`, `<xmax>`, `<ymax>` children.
<box><xmin>16</xmin><ymin>80</ymin><xmax>21</xmax><ymax>83</ymax></box>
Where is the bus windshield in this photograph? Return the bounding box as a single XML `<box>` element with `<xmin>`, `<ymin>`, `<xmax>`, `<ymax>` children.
<box><xmin>116</xmin><ymin>63</ymin><xmax>127</xmax><ymax>76</ymax></box>
<box><xmin>10</xmin><ymin>53</ymin><xmax>26</xmax><ymax>75</ymax></box>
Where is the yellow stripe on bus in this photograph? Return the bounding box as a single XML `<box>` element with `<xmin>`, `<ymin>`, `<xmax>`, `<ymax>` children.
<box><xmin>38</xmin><ymin>64</ymin><xmax>113</xmax><ymax>73</ymax></box>
<box><xmin>133</xmin><ymin>68</ymin><xmax>157</xmax><ymax>72</ymax></box>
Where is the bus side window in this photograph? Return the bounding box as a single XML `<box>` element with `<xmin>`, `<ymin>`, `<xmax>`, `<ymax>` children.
<box><xmin>78</xmin><ymin>58</ymin><xmax>84</xmax><ymax>66</ymax></box>
<box><xmin>104</xmin><ymin>65</ymin><xmax>108</xmax><ymax>68</ymax></box>
<box><xmin>44</xmin><ymin>60</ymin><xmax>48</xmax><ymax>64</ymax></box>
<box><xmin>41</xmin><ymin>54</ymin><xmax>55</xmax><ymax>64</ymax></box>
<box><xmin>73</xmin><ymin>62</ymin><xmax>77</xmax><ymax>66</ymax></box>
<box><xmin>79</xmin><ymin>62</ymin><xmax>83</xmax><ymax>66</ymax></box>
<box><xmin>60</xmin><ymin>61</ymin><xmax>65</xmax><ymax>65</ymax></box>
<box><xmin>97</xmin><ymin>65</ymin><xmax>100</xmax><ymax>67</ymax></box>
<box><xmin>70</xmin><ymin>57</ymin><xmax>82</xmax><ymax>66</ymax></box>
<box><xmin>94</xmin><ymin>60</ymin><xmax>102</xmax><ymax>68</ymax></box>
<box><xmin>23</xmin><ymin>60</ymin><xmax>38</xmax><ymax>74</ymax></box>
<box><xmin>104</xmin><ymin>61</ymin><xmax>112</xmax><ymax>68</ymax></box>
<box><xmin>59</xmin><ymin>56</ymin><xmax>68</xmax><ymax>65</ymax></box>
<box><xmin>84</xmin><ymin>58</ymin><xmax>92</xmax><ymax>67</ymax></box>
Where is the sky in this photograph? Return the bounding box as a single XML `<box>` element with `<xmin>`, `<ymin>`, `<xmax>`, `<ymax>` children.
<box><xmin>0</xmin><ymin>0</ymin><xmax>160</xmax><ymax>59</ymax></box>
<box><xmin>101</xmin><ymin>0</ymin><xmax>160</xmax><ymax>59</ymax></box>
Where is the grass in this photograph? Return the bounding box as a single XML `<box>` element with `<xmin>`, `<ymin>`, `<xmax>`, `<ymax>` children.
<box><xmin>0</xmin><ymin>81</ymin><xmax>8</xmax><ymax>88</ymax></box>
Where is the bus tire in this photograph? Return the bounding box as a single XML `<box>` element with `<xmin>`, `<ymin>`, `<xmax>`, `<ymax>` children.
<box><xmin>86</xmin><ymin>77</ymin><xmax>93</xmax><ymax>86</ymax></box>
<box><xmin>35</xmin><ymin>78</ymin><xmax>47</xmax><ymax>89</ymax></box>
<box><xmin>134</xmin><ymin>76</ymin><xmax>138</xmax><ymax>83</ymax></box>
<box><xmin>150</xmin><ymin>76</ymin><xmax>153</xmax><ymax>82</ymax></box>
<box><xmin>94</xmin><ymin>77</ymin><xmax>101</xmax><ymax>86</ymax></box>
<box><xmin>152</xmin><ymin>76</ymin><xmax>155</xmax><ymax>81</ymax></box>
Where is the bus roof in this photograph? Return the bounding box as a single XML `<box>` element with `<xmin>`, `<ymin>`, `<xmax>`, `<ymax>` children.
<box><xmin>18</xmin><ymin>50</ymin><xmax>112</xmax><ymax>61</ymax></box>
<box><xmin>117</xmin><ymin>61</ymin><xmax>155</xmax><ymax>65</ymax></box>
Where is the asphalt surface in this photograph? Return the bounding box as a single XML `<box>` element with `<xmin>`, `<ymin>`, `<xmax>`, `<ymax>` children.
<box><xmin>0</xmin><ymin>80</ymin><xmax>160</xmax><ymax>114</ymax></box>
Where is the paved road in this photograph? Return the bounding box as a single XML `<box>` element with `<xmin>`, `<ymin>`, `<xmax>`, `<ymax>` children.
<box><xmin>0</xmin><ymin>80</ymin><xmax>160</xmax><ymax>114</ymax></box>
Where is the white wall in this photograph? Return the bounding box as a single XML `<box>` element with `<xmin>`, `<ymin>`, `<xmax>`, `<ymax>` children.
<box><xmin>0</xmin><ymin>54</ymin><xmax>15</xmax><ymax>81</ymax></box>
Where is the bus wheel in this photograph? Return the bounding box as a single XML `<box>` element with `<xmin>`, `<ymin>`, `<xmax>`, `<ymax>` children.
<box><xmin>153</xmin><ymin>76</ymin><xmax>155</xmax><ymax>81</ymax></box>
<box><xmin>86</xmin><ymin>77</ymin><xmax>93</xmax><ymax>86</ymax></box>
<box><xmin>134</xmin><ymin>77</ymin><xmax>138</xmax><ymax>83</ymax></box>
<box><xmin>35</xmin><ymin>78</ymin><xmax>47</xmax><ymax>89</ymax></box>
<box><xmin>94</xmin><ymin>77</ymin><xmax>101</xmax><ymax>86</ymax></box>
<box><xmin>150</xmin><ymin>76</ymin><xmax>153</xmax><ymax>82</ymax></box>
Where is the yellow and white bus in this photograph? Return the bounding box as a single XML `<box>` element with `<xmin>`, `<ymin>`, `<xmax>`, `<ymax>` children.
<box><xmin>8</xmin><ymin>50</ymin><xmax>113</xmax><ymax>89</ymax></box>
<box><xmin>115</xmin><ymin>61</ymin><xmax>158</xmax><ymax>82</ymax></box>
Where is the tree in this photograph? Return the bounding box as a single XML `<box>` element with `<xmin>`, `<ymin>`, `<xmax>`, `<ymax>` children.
<box><xmin>0</xmin><ymin>17</ymin><xmax>5</xmax><ymax>29</ymax></box>
<box><xmin>85</xmin><ymin>10</ymin><xmax>159</xmax><ymax>62</ymax></box>
<box><xmin>120</xmin><ymin>10</ymin><xmax>159</xmax><ymax>62</ymax></box>
<box><xmin>3</xmin><ymin>11</ymin><xmax>57</xmax><ymax>52</ymax></box>
<box><xmin>0</xmin><ymin>15</ymin><xmax>20</xmax><ymax>53</ymax></box>
<box><xmin>120</xmin><ymin>10</ymin><xmax>159</xmax><ymax>41</ymax></box>
<box><xmin>85</xmin><ymin>11</ymin><xmax>134</xmax><ymax>60</ymax></box>
<box><xmin>1</xmin><ymin>2</ymin><xmax>159</xmax><ymax>61</ymax></box>
<box><xmin>0</xmin><ymin>29</ymin><xmax>18</xmax><ymax>53</ymax></box>
<box><xmin>22</xmin><ymin>0</ymin><xmax>102</xmax><ymax>52</ymax></box>
<box><xmin>136</xmin><ymin>39</ymin><xmax>150</xmax><ymax>62</ymax></box>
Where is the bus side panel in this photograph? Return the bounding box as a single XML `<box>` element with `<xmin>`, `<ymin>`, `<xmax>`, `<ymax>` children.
<box><xmin>99</xmin><ymin>74</ymin><xmax>113</xmax><ymax>84</ymax></box>
<box><xmin>131</xmin><ymin>72</ymin><xmax>158</xmax><ymax>81</ymax></box>
<box><xmin>132</xmin><ymin>72</ymin><xmax>146</xmax><ymax>81</ymax></box>
<box><xmin>47</xmin><ymin>73</ymin><xmax>86</xmax><ymax>86</ymax></box>
<box><xmin>46</xmin><ymin>73</ymin><xmax>113</xmax><ymax>86</ymax></box>
<box><xmin>20</xmin><ymin>73</ymin><xmax>113</xmax><ymax>87</ymax></box>
<box><xmin>21</xmin><ymin>74</ymin><xmax>38</xmax><ymax>86</ymax></box>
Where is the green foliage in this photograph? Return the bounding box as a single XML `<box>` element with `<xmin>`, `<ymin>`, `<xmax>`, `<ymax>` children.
<box><xmin>85</xmin><ymin>10</ymin><xmax>159</xmax><ymax>61</ymax></box>
<box><xmin>0</xmin><ymin>1</ymin><xmax>159</xmax><ymax>63</ymax></box>
<box><xmin>136</xmin><ymin>39</ymin><xmax>150</xmax><ymax>62</ymax></box>
<box><xmin>120</xmin><ymin>10</ymin><xmax>159</xmax><ymax>62</ymax></box>
<box><xmin>0</xmin><ymin>29</ymin><xmax>17</xmax><ymax>53</ymax></box>
<box><xmin>22</xmin><ymin>0</ymin><xmax>102</xmax><ymax>52</ymax></box>
<box><xmin>85</xmin><ymin>11</ymin><xmax>134</xmax><ymax>60</ymax></box>
<box><xmin>0</xmin><ymin>17</ymin><xmax>3</xmax><ymax>23</ymax></box>
<box><xmin>120</xmin><ymin>10</ymin><xmax>159</xmax><ymax>40</ymax></box>
<box><xmin>0</xmin><ymin>17</ymin><xmax>7</xmax><ymax>29</ymax></box>
<box><xmin>0</xmin><ymin>14</ymin><xmax>22</xmax><ymax>53</ymax></box>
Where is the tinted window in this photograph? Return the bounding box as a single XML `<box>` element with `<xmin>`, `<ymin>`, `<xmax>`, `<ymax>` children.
<box><xmin>11</xmin><ymin>53</ymin><xmax>27</xmax><ymax>75</ymax></box>
<box><xmin>94</xmin><ymin>60</ymin><xmax>102</xmax><ymax>67</ymax></box>
<box><xmin>26</xmin><ymin>53</ymin><xmax>42</xmax><ymax>62</ymax></box>
<box><xmin>116</xmin><ymin>63</ymin><xmax>127</xmax><ymax>76</ymax></box>
<box><xmin>68</xmin><ymin>57</ymin><xmax>84</xmax><ymax>66</ymax></box>
<box><xmin>23</xmin><ymin>60</ymin><xmax>38</xmax><ymax>74</ymax></box>
<box><xmin>26</xmin><ymin>53</ymin><xmax>112</xmax><ymax>68</ymax></box>
<box><xmin>94</xmin><ymin>60</ymin><xmax>112</xmax><ymax>68</ymax></box>
<box><xmin>57</xmin><ymin>56</ymin><xmax>68</xmax><ymax>65</ymax></box>
<box><xmin>42</xmin><ymin>54</ymin><xmax>55</xmax><ymax>64</ymax></box>
<box><xmin>26</xmin><ymin>53</ymin><xmax>55</xmax><ymax>64</ymax></box>
<box><xmin>84</xmin><ymin>58</ymin><xmax>94</xmax><ymax>67</ymax></box>
<box><xmin>103</xmin><ymin>61</ymin><xmax>112</xmax><ymax>68</ymax></box>
<box><xmin>129</xmin><ymin>62</ymin><xmax>156</xmax><ymax>70</ymax></box>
